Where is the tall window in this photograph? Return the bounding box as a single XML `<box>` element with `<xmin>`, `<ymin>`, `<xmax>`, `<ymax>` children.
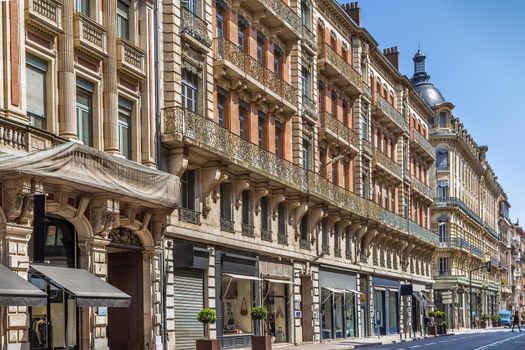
<box><xmin>302</xmin><ymin>139</ymin><xmax>311</xmax><ymax>170</ymax></box>
<box><xmin>118</xmin><ymin>98</ymin><xmax>132</xmax><ymax>159</ymax></box>
<box><xmin>439</xmin><ymin>112</ymin><xmax>446</xmax><ymax>128</ymax></box>
<box><xmin>181</xmin><ymin>170</ymin><xmax>196</xmax><ymax>209</ymax></box>
<box><xmin>345</xmin><ymin>227</ymin><xmax>351</xmax><ymax>258</ymax></box>
<box><xmin>256</xmin><ymin>32</ymin><xmax>265</xmax><ymax>64</ymax></box>
<box><xmin>239</xmin><ymin>101</ymin><xmax>248</xmax><ymax>140</ymax></box>
<box><xmin>300</xmin><ymin>212</ymin><xmax>309</xmax><ymax>240</ymax></box>
<box><xmin>438</xmin><ymin>257</ymin><xmax>448</xmax><ymax>276</ymax></box>
<box><xmin>436</xmin><ymin>148</ymin><xmax>449</xmax><ymax>170</ymax></box>
<box><xmin>362</xmin><ymin>167</ymin><xmax>369</xmax><ymax>198</ymax></box>
<box><xmin>321</xmin><ymin>218</ymin><xmax>329</xmax><ymax>250</ymax></box>
<box><xmin>331</xmin><ymin>153</ymin><xmax>338</xmax><ymax>185</ymax></box>
<box><xmin>181</xmin><ymin>0</ymin><xmax>196</xmax><ymax>13</ymax></box>
<box><xmin>220</xmin><ymin>183</ymin><xmax>233</xmax><ymax>222</ymax></box>
<box><xmin>117</xmin><ymin>0</ymin><xmax>130</xmax><ymax>40</ymax></box>
<box><xmin>438</xmin><ymin>217</ymin><xmax>448</xmax><ymax>245</ymax></box>
<box><xmin>333</xmin><ymin>223</ymin><xmax>340</xmax><ymax>254</ymax></box>
<box><xmin>258</xmin><ymin>112</ymin><xmax>266</xmax><ymax>148</ymax></box>
<box><xmin>75</xmin><ymin>0</ymin><xmax>90</xmax><ymax>16</ymax></box>
<box><xmin>301</xmin><ymin>67</ymin><xmax>310</xmax><ymax>97</ymax></box>
<box><xmin>261</xmin><ymin>196</ymin><xmax>270</xmax><ymax>231</ymax></box>
<box><xmin>437</xmin><ymin>181</ymin><xmax>449</xmax><ymax>200</ymax></box>
<box><xmin>217</xmin><ymin>90</ymin><xmax>226</xmax><ymax>126</ymax></box>
<box><xmin>182</xmin><ymin>69</ymin><xmax>198</xmax><ymax>112</ymax></box>
<box><xmin>26</xmin><ymin>55</ymin><xmax>47</xmax><ymax>130</ymax></box>
<box><xmin>275</xmin><ymin>121</ymin><xmax>283</xmax><ymax>158</ymax></box>
<box><xmin>429</xmin><ymin>116</ymin><xmax>435</xmax><ymax>128</ymax></box>
<box><xmin>238</xmin><ymin>17</ymin><xmax>247</xmax><ymax>51</ymax></box>
<box><xmin>278</xmin><ymin>202</ymin><xmax>287</xmax><ymax>236</ymax></box>
<box><xmin>242</xmin><ymin>190</ymin><xmax>253</xmax><ymax>226</ymax></box>
<box><xmin>76</xmin><ymin>80</ymin><xmax>93</xmax><ymax>147</ymax></box>
<box><xmin>274</xmin><ymin>46</ymin><xmax>282</xmax><ymax>78</ymax></box>
<box><xmin>331</xmin><ymin>92</ymin><xmax>337</xmax><ymax>116</ymax></box>
<box><xmin>301</xmin><ymin>0</ymin><xmax>311</xmax><ymax>28</ymax></box>
<box><xmin>360</xmin><ymin>113</ymin><xmax>368</xmax><ymax>141</ymax></box>
<box><xmin>216</xmin><ymin>5</ymin><xmax>224</xmax><ymax>37</ymax></box>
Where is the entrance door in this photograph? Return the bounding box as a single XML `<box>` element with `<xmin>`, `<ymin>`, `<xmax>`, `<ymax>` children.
<box><xmin>344</xmin><ymin>294</ymin><xmax>356</xmax><ymax>337</ymax></box>
<box><xmin>108</xmin><ymin>252</ymin><xmax>144</xmax><ymax>350</ymax></box>
<box><xmin>374</xmin><ymin>289</ymin><xmax>386</xmax><ymax>335</ymax></box>
<box><xmin>301</xmin><ymin>276</ymin><xmax>313</xmax><ymax>342</ymax></box>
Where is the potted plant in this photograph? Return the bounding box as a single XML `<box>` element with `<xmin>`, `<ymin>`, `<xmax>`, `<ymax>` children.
<box><xmin>429</xmin><ymin>311</ymin><xmax>447</xmax><ymax>334</ymax></box>
<box><xmin>492</xmin><ymin>314</ymin><xmax>501</xmax><ymax>327</ymax></box>
<box><xmin>196</xmin><ymin>308</ymin><xmax>220</xmax><ymax>350</ymax></box>
<box><xmin>480</xmin><ymin>314</ymin><xmax>489</xmax><ymax>328</ymax></box>
<box><xmin>251</xmin><ymin>306</ymin><xmax>271</xmax><ymax>350</ymax></box>
<box><xmin>438</xmin><ymin>320</ymin><xmax>448</xmax><ymax>334</ymax></box>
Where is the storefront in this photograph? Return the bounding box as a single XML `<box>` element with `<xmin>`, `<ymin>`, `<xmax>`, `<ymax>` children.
<box><xmin>411</xmin><ymin>284</ymin><xmax>432</xmax><ymax>334</ymax></box>
<box><xmin>372</xmin><ymin>277</ymin><xmax>400</xmax><ymax>336</ymax></box>
<box><xmin>319</xmin><ymin>268</ymin><xmax>358</xmax><ymax>341</ymax></box>
<box><xmin>216</xmin><ymin>250</ymin><xmax>260</xmax><ymax>349</ymax></box>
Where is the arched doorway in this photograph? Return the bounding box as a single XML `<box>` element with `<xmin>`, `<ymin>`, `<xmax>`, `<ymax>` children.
<box><xmin>107</xmin><ymin>227</ymin><xmax>145</xmax><ymax>350</ymax></box>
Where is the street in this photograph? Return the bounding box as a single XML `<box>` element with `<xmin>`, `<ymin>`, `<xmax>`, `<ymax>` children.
<box><xmin>363</xmin><ymin>330</ymin><xmax>525</xmax><ymax>350</ymax></box>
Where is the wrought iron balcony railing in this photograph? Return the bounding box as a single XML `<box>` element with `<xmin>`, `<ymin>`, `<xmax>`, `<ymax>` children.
<box><xmin>73</xmin><ymin>13</ymin><xmax>107</xmax><ymax>60</ymax></box>
<box><xmin>302</xmin><ymin>25</ymin><xmax>316</xmax><ymax>52</ymax></box>
<box><xmin>470</xmin><ymin>245</ymin><xmax>484</xmax><ymax>258</ymax></box>
<box><xmin>278</xmin><ymin>233</ymin><xmax>288</xmax><ymax>245</ymax></box>
<box><xmin>372</xmin><ymin>148</ymin><xmax>403</xmax><ymax>180</ymax></box>
<box><xmin>412</xmin><ymin>128</ymin><xmax>435</xmax><ymax>159</ymax></box>
<box><xmin>345</xmin><ymin>250</ymin><xmax>352</xmax><ymax>260</ymax></box>
<box><xmin>242</xmin><ymin>223</ymin><xmax>255</xmax><ymax>237</ymax></box>
<box><xmin>319</xmin><ymin>111</ymin><xmax>359</xmax><ymax>151</ymax></box>
<box><xmin>373</xmin><ymin>93</ymin><xmax>408</xmax><ymax>133</ymax></box>
<box><xmin>302</xmin><ymin>95</ymin><xmax>317</xmax><ymax>120</ymax></box>
<box><xmin>25</xmin><ymin>0</ymin><xmax>63</xmax><ymax>37</ymax></box>
<box><xmin>164</xmin><ymin>107</ymin><xmax>439</xmax><ymax>246</ymax></box>
<box><xmin>321</xmin><ymin>244</ymin><xmax>330</xmax><ymax>255</ymax></box>
<box><xmin>261</xmin><ymin>228</ymin><xmax>272</xmax><ymax>242</ymax></box>
<box><xmin>180</xmin><ymin>7</ymin><xmax>212</xmax><ymax>47</ymax></box>
<box><xmin>214</xmin><ymin>37</ymin><xmax>297</xmax><ymax>107</ymax></box>
<box><xmin>299</xmin><ymin>238</ymin><xmax>311</xmax><ymax>250</ymax></box>
<box><xmin>178</xmin><ymin>207</ymin><xmax>201</xmax><ymax>224</ymax></box>
<box><xmin>220</xmin><ymin>218</ymin><xmax>235</xmax><ymax>233</ymax></box>
<box><xmin>258</xmin><ymin>0</ymin><xmax>302</xmax><ymax>37</ymax></box>
<box><xmin>318</xmin><ymin>43</ymin><xmax>366</xmax><ymax>95</ymax></box>
<box><xmin>334</xmin><ymin>248</ymin><xmax>342</xmax><ymax>258</ymax></box>
<box><xmin>410</xmin><ymin>176</ymin><xmax>433</xmax><ymax>200</ymax></box>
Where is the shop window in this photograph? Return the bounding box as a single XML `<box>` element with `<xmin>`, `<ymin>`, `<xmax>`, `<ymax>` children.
<box><xmin>75</xmin><ymin>0</ymin><xmax>90</xmax><ymax>16</ymax></box>
<box><xmin>76</xmin><ymin>79</ymin><xmax>94</xmax><ymax>147</ymax></box>
<box><xmin>222</xmin><ymin>276</ymin><xmax>254</xmax><ymax>335</ymax></box>
<box><xmin>26</xmin><ymin>55</ymin><xmax>48</xmax><ymax>130</ymax></box>
<box><xmin>182</xmin><ymin>69</ymin><xmax>199</xmax><ymax>112</ymax></box>
<box><xmin>118</xmin><ymin>98</ymin><xmax>133</xmax><ymax>160</ymax></box>
<box><xmin>117</xmin><ymin>0</ymin><xmax>130</xmax><ymax>40</ymax></box>
<box><xmin>263</xmin><ymin>281</ymin><xmax>288</xmax><ymax>342</ymax></box>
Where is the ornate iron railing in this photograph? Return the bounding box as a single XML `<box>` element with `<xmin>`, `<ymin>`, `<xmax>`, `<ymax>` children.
<box><xmin>345</xmin><ymin>250</ymin><xmax>352</xmax><ymax>260</ymax></box>
<box><xmin>302</xmin><ymin>25</ymin><xmax>316</xmax><ymax>51</ymax></box>
<box><xmin>299</xmin><ymin>238</ymin><xmax>311</xmax><ymax>250</ymax></box>
<box><xmin>470</xmin><ymin>245</ymin><xmax>484</xmax><ymax>258</ymax></box>
<box><xmin>318</xmin><ymin>43</ymin><xmax>364</xmax><ymax>92</ymax></box>
<box><xmin>215</xmin><ymin>37</ymin><xmax>297</xmax><ymax>106</ymax></box>
<box><xmin>334</xmin><ymin>248</ymin><xmax>342</xmax><ymax>258</ymax></box>
<box><xmin>278</xmin><ymin>233</ymin><xmax>288</xmax><ymax>245</ymax></box>
<box><xmin>319</xmin><ymin>111</ymin><xmax>359</xmax><ymax>150</ymax></box>
<box><xmin>258</xmin><ymin>0</ymin><xmax>301</xmax><ymax>36</ymax></box>
<box><xmin>302</xmin><ymin>95</ymin><xmax>317</xmax><ymax>120</ymax></box>
<box><xmin>220</xmin><ymin>218</ymin><xmax>235</xmax><ymax>233</ymax></box>
<box><xmin>261</xmin><ymin>228</ymin><xmax>272</xmax><ymax>242</ymax></box>
<box><xmin>242</xmin><ymin>223</ymin><xmax>255</xmax><ymax>237</ymax></box>
<box><xmin>164</xmin><ymin>108</ymin><xmax>439</xmax><ymax>246</ymax></box>
<box><xmin>412</xmin><ymin>128</ymin><xmax>435</xmax><ymax>158</ymax></box>
<box><xmin>321</xmin><ymin>244</ymin><xmax>330</xmax><ymax>255</ymax></box>
<box><xmin>373</xmin><ymin>93</ymin><xmax>408</xmax><ymax>133</ymax></box>
<box><xmin>180</xmin><ymin>7</ymin><xmax>211</xmax><ymax>47</ymax></box>
<box><xmin>411</xmin><ymin>176</ymin><xmax>433</xmax><ymax>199</ymax></box>
<box><xmin>178</xmin><ymin>207</ymin><xmax>201</xmax><ymax>224</ymax></box>
<box><xmin>372</xmin><ymin>148</ymin><xmax>403</xmax><ymax>179</ymax></box>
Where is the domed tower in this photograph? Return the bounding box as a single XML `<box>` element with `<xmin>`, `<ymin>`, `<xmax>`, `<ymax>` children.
<box><xmin>411</xmin><ymin>49</ymin><xmax>445</xmax><ymax>108</ymax></box>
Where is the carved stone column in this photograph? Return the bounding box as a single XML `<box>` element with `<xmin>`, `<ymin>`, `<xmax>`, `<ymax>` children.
<box><xmin>103</xmin><ymin>0</ymin><xmax>119</xmax><ymax>154</ymax></box>
<box><xmin>143</xmin><ymin>246</ymin><xmax>163</xmax><ymax>350</ymax></box>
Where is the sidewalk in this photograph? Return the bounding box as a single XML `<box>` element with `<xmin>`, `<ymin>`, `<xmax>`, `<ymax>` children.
<box><xmin>276</xmin><ymin>327</ymin><xmax>507</xmax><ymax>350</ymax></box>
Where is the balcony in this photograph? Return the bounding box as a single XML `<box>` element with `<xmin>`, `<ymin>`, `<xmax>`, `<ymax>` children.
<box><xmin>302</xmin><ymin>95</ymin><xmax>317</xmax><ymax>121</ymax></box>
<box><xmin>220</xmin><ymin>218</ymin><xmax>235</xmax><ymax>233</ymax></box>
<box><xmin>300</xmin><ymin>238</ymin><xmax>311</xmax><ymax>250</ymax></box>
<box><xmin>372</xmin><ymin>148</ymin><xmax>403</xmax><ymax>182</ymax></box>
<box><xmin>321</xmin><ymin>244</ymin><xmax>330</xmax><ymax>255</ymax></box>
<box><xmin>116</xmin><ymin>38</ymin><xmax>146</xmax><ymax>81</ymax></box>
<box><xmin>261</xmin><ymin>229</ymin><xmax>272</xmax><ymax>242</ymax></box>
<box><xmin>319</xmin><ymin>112</ymin><xmax>359</xmax><ymax>154</ymax></box>
<box><xmin>0</xmin><ymin>118</ymin><xmax>63</xmax><ymax>154</ymax></box>
<box><xmin>178</xmin><ymin>207</ymin><xmax>201</xmax><ymax>224</ymax></box>
<box><xmin>334</xmin><ymin>248</ymin><xmax>342</xmax><ymax>258</ymax></box>
<box><xmin>24</xmin><ymin>0</ymin><xmax>63</xmax><ymax>39</ymax></box>
<box><xmin>163</xmin><ymin>107</ymin><xmax>439</xmax><ymax>246</ymax></box>
<box><xmin>241</xmin><ymin>0</ymin><xmax>302</xmax><ymax>40</ymax></box>
<box><xmin>372</xmin><ymin>93</ymin><xmax>408</xmax><ymax>134</ymax></box>
<box><xmin>410</xmin><ymin>176</ymin><xmax>433</xmax><ymax>201</ymax></box>
<box><xmin>180</xmin><ymin>7</ymin><xmax>211</xmax><ymax>48</ymax></box>
<box><xmin>278</xmin><ymin>233</ymin><xmax>288</xmax><ymax>245</ymax></box>
<box><xmin>242</xmin><ymin>223</ymin><xmax>255</xmax><ymax>237</ymax></box>
<box><xmin>439</xmin><ymin>237</ymin><xmax>469</xmax><ymax>251</ymax></box>
<box><xmin>302</xmin><ymin>25</ymin><xmax>317</xmax><ymax>53</ymax></box>
<box><xmin>73</xmin><ymin>13</ymin><xmax>108</xmax><ymax>61</ymax></box>
<box><xmin>214</xmin><ymin>37</ymin><xmax>297</xmax><ymax>111</ymax></box>
<box><xmin>318</xmin><ymin>43</ymin><xmax>366</xmax><ymax>97</ymax></box>
<box><xmin>410</xmin><ymin>128</ymin><xmax>435</xmax><ymax>161</ymax></box>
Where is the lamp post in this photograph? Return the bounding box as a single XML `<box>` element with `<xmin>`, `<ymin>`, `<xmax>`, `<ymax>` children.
<box><xmin>469</xmin><ymin>256</ymin><xmax>491</xmax><ymax>328</ymax></box>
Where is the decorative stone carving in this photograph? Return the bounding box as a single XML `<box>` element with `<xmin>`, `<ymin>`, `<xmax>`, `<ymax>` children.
<box><xmin>109</xmin><ymin>227</ymin><xmax>141</xmax><ymax>247</ymax></box>
<box><xmin>91</xmin><ymin>198</ymin><xmax>119</xmax><ymax>238</ymax></box>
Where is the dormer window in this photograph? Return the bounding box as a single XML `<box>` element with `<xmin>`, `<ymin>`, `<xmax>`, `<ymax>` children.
<box><xmin>439</xmin><ymin>112</ymin><xmax>447</xmax><ymax>128</ymax></box>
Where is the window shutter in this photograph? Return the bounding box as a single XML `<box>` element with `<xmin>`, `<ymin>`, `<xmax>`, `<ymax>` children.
<box><xmin>26</xmin><ymin>65</ymin><xmax>46</xmax><ymax>117</ymax></box>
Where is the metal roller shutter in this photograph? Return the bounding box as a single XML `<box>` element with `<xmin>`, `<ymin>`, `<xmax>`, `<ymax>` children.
<box><xmin>174</xmin><ymin>268</ymin><xmax>204</xmax><ymax>350</ymax></box>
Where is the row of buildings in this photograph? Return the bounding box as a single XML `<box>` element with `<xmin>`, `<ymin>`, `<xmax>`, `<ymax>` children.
<box><xmin>0</xmin><ymin>0</ymin><xmax>523</xmax><ymax>349</ymax></box>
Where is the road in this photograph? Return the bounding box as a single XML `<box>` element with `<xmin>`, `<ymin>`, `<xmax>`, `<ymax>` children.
<box><xmin>364</xmin><ymin>330</ymin><xmax>525</xmax><ymax>350</ymax></box>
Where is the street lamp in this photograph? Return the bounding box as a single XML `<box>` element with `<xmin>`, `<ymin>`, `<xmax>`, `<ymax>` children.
<box><xmin>469</xmin><ymin>256</ymin><xmax>491</xmax><ymax>328</ymax></box>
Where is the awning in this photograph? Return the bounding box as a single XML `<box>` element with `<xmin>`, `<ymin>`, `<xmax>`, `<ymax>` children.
<box><xmin>421</xmin><ymin>293</ymin><xmax>435</xmax><ymax>307</ymax></box>
<box><xmin>0</xmin><ymin>264</ymin><xmax>47</xmax><ymax>306</ymax></box>
<box><xmin>30</xmin><ymin>264</ymin><xmax>131</xmax><ymax>307</ymax></box>
<box><xmin>413</xmin><ymin>291</ymin><xmax>424</xmax><ymax>303</ymax></box>
<box><xmin>223</xmin><ymin>273</ymin><xmax>261</xmax><ymax>281</ymax></box>
<box><xmin>264</xmin><ymin>278</ymin><xmax>293</xmax><ymax>284</ymax></box>
<box><xmin>0</xmin><ymin>142</ymin><xmax>179</xmax><ymax>208</ymax></box>
<box><xmin>345</xmin><ymin>289</ymin><xmax>363</xmax><ymax>295</ymax></box>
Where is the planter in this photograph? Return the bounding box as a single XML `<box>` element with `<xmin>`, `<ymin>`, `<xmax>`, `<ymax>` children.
<box><xmin>196</xmin><ymin>339</ymin><xmax>221</xmax><ymax>350</ymax></box>
<box><xmin>428</xmin><ymin>325</ymin><xmax>437</xmax><ymax>335</ymax></box>
<box><xmin>437</xmin><ymin>325</ymin><xmax>447</xmax><ymax>334</ymax></box>
<box><xmin>251</xmin><ymin>335</ymin><xmax>271</xmax><ymax>350</ymax></box>
<box><xmin>480</xmin><ymin>321</ymin><xmax>487</xmax><ymax>329</ymax></box>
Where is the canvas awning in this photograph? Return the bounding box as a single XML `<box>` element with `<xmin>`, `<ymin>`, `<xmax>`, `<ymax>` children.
<box><xmin>223</xmin><ymin>273</ymin><xmax>261</xmax><ymax>281</ymax></box>
<box><xmin>0</xmin><ymin>142</ymin><xmax>179</xmax><ymax>208</ymax></box>
<box><xmin>30</xmin><ymin>264</ymin><xmax>131</xmax><ymax>307</ymax></box>
<box><xmin>264</xmin><ymin>278</ymin><xmax>293</xmax><ymax>284</ymax></box>
<box><xmin>0</xmin><ymin>264</ymin><xmax>47</xmax><ymax>306</ymax></box>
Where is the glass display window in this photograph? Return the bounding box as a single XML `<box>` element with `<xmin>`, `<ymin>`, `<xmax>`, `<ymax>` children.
<box><xmin>263</xmin><ymin>282</ymin><xmax>288</xmax><ymax>343</ymax></box>
<box><xmin>222</xmin><ymin>275</ymin><xmax>254</xmax><ymax>335</ymax></box>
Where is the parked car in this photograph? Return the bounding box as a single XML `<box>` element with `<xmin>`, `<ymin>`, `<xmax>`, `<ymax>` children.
<box><xmin>499</xmin><ymin>310</ymin><xmax>512</xmax><ymax>327</ymax></box>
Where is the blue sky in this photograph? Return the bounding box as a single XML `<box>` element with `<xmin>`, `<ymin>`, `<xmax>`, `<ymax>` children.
<box><xmin>357</xmin><ymin>0</ymin><xmax>525</xmax><ymax>223</ymax></box>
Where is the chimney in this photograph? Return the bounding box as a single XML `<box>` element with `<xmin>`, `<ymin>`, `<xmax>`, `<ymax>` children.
<box><xmin>383</xmin><ymin>46</ymin><xmax>400</xmax><ymax>70</ymax></box>
<box><xmin>342</xmin><ymin>2</ymin><xmax>360</xmax><ymax>26</ymax></box>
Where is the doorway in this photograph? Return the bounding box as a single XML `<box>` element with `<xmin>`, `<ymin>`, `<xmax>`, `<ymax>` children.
<box><xmin>301</xmin><ymin>276</ymin><xmax>313</xmax><ymax>342</ymax></box>
<box><xmin>107</xmin><ymin>251</ymin><xmax>144</xmax><ymax>350</ymax></box>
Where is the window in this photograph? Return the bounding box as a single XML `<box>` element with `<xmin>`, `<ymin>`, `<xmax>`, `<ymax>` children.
<box><xmin>117</xmin><ymin>0</ymin><xmax>130</xmax><ymax>40</ymax></box>
<box><xmin>118</xmin><ymin>98</ymin><xmax>133</xmax><ymax>159</ymax></box>
<box><xmin>257</xmin><ymin>32</ymin><xmax>265</xmax><ymax>64</ymax></box>
<box><xmin>300</xmin><ymin>212</ymin><xmax>308</xmax><ymax>240</ymax></box>
<box><xmin>428</xmin><ymin>116</ymin><xmax>435</xmax><ymax>128</ymax></box>
<box><xmin>217</xmin><ymin>90</ymin><xmax>226</xmax><ymax>126</ymax></box>
<box><xmin>439</xmin><ymin>112</ymin><xmax>446</xmax><ymax>128</ymax></box>
<box><xmin>258</xmin><ymin>112</ymin><xmax>266</xmax><ymax>148</ymax></box>
<box><xmin>26</xmin><ymin>55</ymin><xmax>47</xmax><ymax>130</ymax></box>
<box><xmin>345</xmin><ymin>227</ymin><xmax>351</xmax><ymax>258</ymax></box>
<box><xmin>274</xmin><ymin>46</ymin><xmax>282</xmax><ymax>78</ymax></box>
<box><xmin>76</xmin><ymin>79</ymin><xmax>93</xmax><ymax>147</ymax></box>
<box><xmin>436</xmin><ymin>148</ymin><xmax>449</xmax><ymax>170</ymax></box>
<box><xmin>321</xmin><ymin>218</ymin><xmax>329</xmax><ymax>251</ymax></box>
<box><xmin>301</xmin><ymin>67</ymin><xmax>310</xmax><ymax>97</ymax></box>
<box><xmin>75</xmin><ymin>0</ymin><xmax>90</xmax><ymax>16</ymax></box>
<box><xmin>438</xmin><ymin>217</ymin><xmax>448</xmax><ymax>245</ymax></box>
<box><xmin>385</xmin><ymin>187</ymin><xmax>389</xmax><ymax>210</ymax></box>
<box><xmin>275</xmin><ymin>121</ymin><xmax>283</xmax><ymax>158</ymax></box>
<box><xmin>333</xmin><ymin>223</ymin><xmax>340</xmax><ymax>253</ymax></box>
<box><xmin>319</xmin><ymin>149</ymin><xmax>326</xmax><ymax>177</ymax></box>
<box><xmin>242</xmin><ymin>190</ymin><xmax>252</xmax><ymax>226</ymax></box>
<box><xmin>181</xmin><ymin>170</ymin><xmax>196</xmax><ymax>209</ymax></box>
<box><xmin>343</xmin><ymin>161</ymin><xmax>349</xmax><ymax>190</ymax></box>
<box><xmin>238</xmin><ymin>17</ymin><xmax>247</xmax><ymax>51</ymax></box>
<box><xmin>302</xmin><ymin>138</ymin><xmax>312</xmax><ymax>170</ymax></box>
<box><xmin>331</xmin><ymin>153</ymin><xmax>338</xmax><ymax>185</ymax></box>
<box><xmin>220</xmin><ymin>183</ymin><xmax>233</xmax><ymax>222</ymax></box>
<box><xmin>331</xmin><ymin>92</ymin><xmax>337</xmax><ymax>116</ymax></box>
<box><xmin>278</xmin><ymin>202</ymin><xmax>287</xmax><ymax>236</ymax></box>
<box><xmin>301</xmin><ymin>0</ymin><xmax>311</xmax><ymax>28</ymax></box>
<box><xmin>181</xmin><ymin>0</ymin><xmax>196</xmax><ymax>13</ymax></box>
<box><xmin>438</xmin><ymin>257</ymin><xmax>448</xmax><ymax>276</ymax></box>
<box><xmin>437</xmin><ymin>181</ymin><xmax>449</xmax><ymax>200</ymax></box>
<box><xmin>216</xmin><ymin>5</ymin><xmax>224</xmax><ymax>37</ymax></box>
<box><xmin>360</xmin><ymin>113</ymin><xmax>368</xmax><ymax>140</ymax></box>
<box><xmin>362</xmin><ymin>167</ymin><xmax>369</xmax><ymax>198</ymax></box>
<box><xmin>239</xmin><ymin>101</ymin><xmax>248</xmax><ymax>140</ymax></box>
<box><xmin>261</xmin><ymin>196</ymin><xmax>270</xmax><ymax>231</ymax></box>
<box><xmin>182</xmin><ymin>69</ymin><xmax>198</xmax><ymax>112</ymax></box>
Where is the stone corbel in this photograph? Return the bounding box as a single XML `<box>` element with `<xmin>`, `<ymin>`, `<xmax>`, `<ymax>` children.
<box><xmin>234</xmin><ymin>178</ymin><xmax>250</xmax><ymax>210</ymax></box>
<box><xmin>308</xmin><ymin>207</ymin><xmax>325</xmax><ymax>243</ymax></box>
<box><xmin>338</xmin><ymin>218</ymin><xmax>352</xmax><ymax>236</ymax></box>
<box><xmin>167</xmin><ymin>146</ymin><xmax>189</xmax><ymax>177</ymax></box>
<box><xmin>362</xmin><ymin>228</ymin><xmax>377</xmax><ymax>259</ymax></box>
<box><xmin>150</xmin><ymin>211</ymin><xmax>170</xmax><ymax>246</ymax></box>
<box><xmin>290</xmin><ymin>202</ymin><xmax>307</xmax><ymax>238</ymax></box>
<box><xmin>252</xmin><ymin>187</ymin><xmax>269</xmax><ymax>215</ymax></box>
<box><xmin>200</xmin><ymin>166</ymin><xmax>223</xmax><ymax>218</ymax></box>
<box><xmin>3</xmin><ymin>177</ymin><xmax>32</xmax><ymax>223</ymax></box>
<box><xmin>91</xmin><ymin>197</ymin><xmax>119</xmax><ymax>238</ymax></box>
<box><xmin>401</xmin><ymin>241</ymin><xmax>416</xmax><ymax>269</ymax></box>
<box><xmin>326</xmin><ymin>213</ymin><xmax>340</xmax><ymax>236</ymax></box>
<box><xmin>353</xmin><ymin>225</ymin><xmax>368</xmax><ymax>263</ymax></box>
<box><xmin>270</xmin><ymin>192</ymin><xmax>286</xmax><ymax>220</ymax></box>
<box><xmin>252</xmin><ymin>11</ymin><xmax>266</xmax><ymax>26</ymax></box>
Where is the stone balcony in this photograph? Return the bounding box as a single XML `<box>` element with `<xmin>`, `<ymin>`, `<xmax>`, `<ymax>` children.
<box><xmin>0</xmin><ymin>117</ymin><xmax>64</xmax><ymax>154</ymax></box>
<box><xmin>319</xmin><ymin>111</ymin><xmax>359</xmax><ymax>154</ymax></box>
<box><xmin>372</xmin><ymin>92</ymin><xmax>408</xmax><ymax>135</ymax></box>
<box><xmin>372</xmin><ymin>148</ymin><xmax>403</xmax><ymax>182</ymax></box>
<box><xmin>116</xmin><ymin>38</ymin><xmax>146</xmax><ymax>81</ymax></box>
<box><xmin>241</xmin><ymin>0</ymin><xmax>302</xmax><ymax>40</ymax></box>
<box><xmin>410</xmin><ymin>128</ymin><xmax>435</xmax><ymax>161</ymax></box>
<box><xmin>163</xmin><ymin>107</ymin><xmax>439</xmax><ymax>246</ymax></box>
<box><xmin>214</xmin><ymin>37</ymin><xmax>297</xmax><ymax>111</ymax></box>
<box><xmin>180</xmin><ymin>7</ymin><xmax>212</xmax><ymax>49</ymax></box>
<box><xmin>73</xmin><ymin>13</ymin><xmax>108</xmax><ymax>61</ymax></box>
<box><xmin>24</xmin><ymin>0</ymin><xmax>64</xmax><ymax>39</ymax></box>
<box><xmin>302</xmin><ymin>95</ymin><xmax>317</xmax><ymax>121</ymax></box>
<box><xmin>410</xmin><ymin>176</ymin><xmax>433</xmax><ymax>201</ymax></box>
<box><xmin>318</xmin><ymin>43</ymin><xmax>368</xmax><ymax>98</ymax></box>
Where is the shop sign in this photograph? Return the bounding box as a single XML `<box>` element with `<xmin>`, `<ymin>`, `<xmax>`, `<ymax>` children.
<box><xmin>294</xmin><ymin>310</ymin><xmax>302</xmax><ymax>319</ymax></box>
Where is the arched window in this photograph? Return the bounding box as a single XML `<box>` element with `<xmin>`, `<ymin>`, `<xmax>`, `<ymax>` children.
<box><xmin>436</xmin><ymin>148</ymin><xmax>449</xmax><ymax>170</ymax></box>
<box><xmin>437</xmin><ymin>180</ymin><xmax>449</xmax><ymax>200</ymax></box>
<box><xmin>438</xmin><ymin>216</ymin><xmax>449</xmax><ymax>245</ymax></box>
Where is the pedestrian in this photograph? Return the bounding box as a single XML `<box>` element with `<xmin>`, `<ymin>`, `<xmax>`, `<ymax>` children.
<box><xmin>511</xmin><ymin>310</ymin><xmax>521</xmax><ymax>332</ymax></box>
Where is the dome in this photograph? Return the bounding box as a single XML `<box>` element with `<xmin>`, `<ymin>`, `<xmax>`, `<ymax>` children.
<box><xmin>410</xmin><ymin>49</ymin><xmax>446</xmax><ymax>107</ymax></box>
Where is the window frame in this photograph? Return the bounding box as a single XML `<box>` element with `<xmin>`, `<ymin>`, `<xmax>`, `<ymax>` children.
<box><xmin>26</xmin><ymin>55</ymin><xmax>48</xmax><ymax>130</ymax></box>
<box><xmin>76</xmin><ymin>80</ymin><xmax>94</xmax><ymax>147</ymax></box>
<box><xmin>118</xmin><ymin>97</ymin><xmax>133</xmax><ymax>160</ymax></box>
<box><xmin>117</xmin><ymin>0</ymin><xmax>130</xmax><ymax>40</ymax></box>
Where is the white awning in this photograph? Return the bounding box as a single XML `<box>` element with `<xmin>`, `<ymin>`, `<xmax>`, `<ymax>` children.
<box><xmin>264</xmin><ymin>278</ymin><xmax>293</xmax><ymax>284</ymax></box>
<box><xmin>345</xmin><ymin>289</ymin><xmax>363</xmax><ymax>295</ymax></box>
<box><xmin>223</xmin><ymin>273</ymin><xmax>261</xmax><ymax>281</ymax></box>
